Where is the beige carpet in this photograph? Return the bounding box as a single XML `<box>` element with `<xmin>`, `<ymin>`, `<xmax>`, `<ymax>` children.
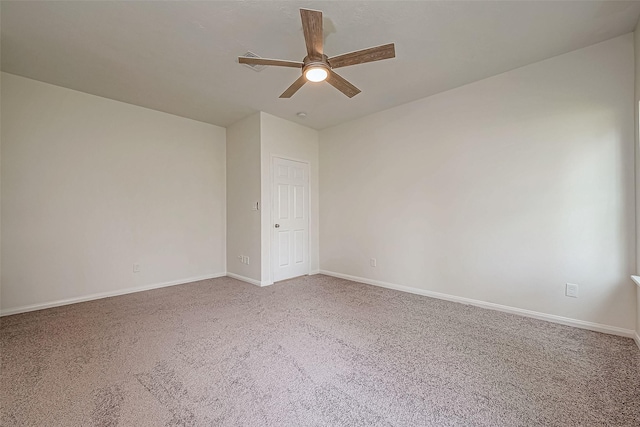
<box><xmin>1</xmin><ymin>275</ymin><xmax>639</xmax><ymax>426</ymax></box>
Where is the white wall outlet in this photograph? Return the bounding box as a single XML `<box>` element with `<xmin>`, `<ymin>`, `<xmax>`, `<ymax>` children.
<box><xmin>370</xmin><ymin>258</ymin><xmax>377</xmax><ymax>267</ymax></box>
<box><xmin>566</xmin><ymin>283</ymin><xmax>579</xmax><ymax>298</ymax></box>
<box><xmin>238</xmin><ymin>255</ymin><xmax>243</xmax><ymax>263</ymax></box>
<box><xmin>133</xmin><ymin>263</ymin><xmax>141</xmax><ymax>273</ymax></box>
<box><xmin>245</xmin><ymin>256</ymin><xmax>250</xmax><ymax>265</ymax></box>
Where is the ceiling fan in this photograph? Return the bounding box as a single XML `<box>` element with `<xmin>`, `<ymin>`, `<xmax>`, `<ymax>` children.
<box><xmin>238</xmin><ymin>8</ymin><xmax>395</xmax><ymax>98</ymax></box>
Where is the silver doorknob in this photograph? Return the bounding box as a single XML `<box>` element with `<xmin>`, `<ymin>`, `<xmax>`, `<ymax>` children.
<box><xmin>275</xmin><ymin>224</ymin><xmax>280</xmax><ymax>228</ymax></box>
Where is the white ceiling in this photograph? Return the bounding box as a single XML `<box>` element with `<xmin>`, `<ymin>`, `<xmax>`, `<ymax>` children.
<box><xmin>2</xmin><ymin>1</ymin><xmax>640</xmax><ymax>130</ymax></box>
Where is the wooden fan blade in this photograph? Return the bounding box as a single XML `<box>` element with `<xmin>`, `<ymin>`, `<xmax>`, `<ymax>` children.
<box><xmin>300</xmin><ymin>9</ymin><xmax>323</xmax><ymax>58</ymax></box>
<box><xmin>326</xmin><ymin>71</ymin><xmax>361</xmax><ymax>98</ymax></box>
<box><xmin>328</xmin><ymin>43</ymin><xmax>395</xmax><ymax>69</ymax></box>
<box><xmin>280</xmin><ymin>75</ymin><xmax>307</xmax><ymax>98</ymax></box>
<box><xmin>238</xmin><ymin>57</ymin><xmax>303</xmax><ymax>68</ymax></box>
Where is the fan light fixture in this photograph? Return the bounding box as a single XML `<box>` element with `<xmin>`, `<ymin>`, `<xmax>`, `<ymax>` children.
<box><xmin>304</xmin><ymin>66</ymin><xmax>328</xmax><ymax>82</ymax></box>
<box><xmin>238</xmin><ymin>9</ymin><xmax>396</xmax><ymax>98</ymax></box>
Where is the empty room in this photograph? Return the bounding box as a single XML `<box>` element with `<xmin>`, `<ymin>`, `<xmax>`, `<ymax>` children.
<box><xmin>1</xmin><ymin>1</ymin><xmax>640</xmax><ymax>426</ymax></box>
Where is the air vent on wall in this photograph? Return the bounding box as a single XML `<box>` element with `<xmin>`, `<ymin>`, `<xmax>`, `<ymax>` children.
<box><xmin>240</xmin><ymin>52</ymin><xmax>266</xmax><ymax>72</ymax></box>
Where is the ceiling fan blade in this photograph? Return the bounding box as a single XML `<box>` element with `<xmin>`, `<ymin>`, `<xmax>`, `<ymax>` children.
<box><xmin>238</xmin><ymin>57</ymin><xmax>303</xmax><ymax>68</ymax></box>
<box><xmin>328</xmin><ymin>43</ymin><xmax>395</xmax><ymax>69</ymax></box>
<box><xmin>300</xmin><ymin>8</ymin><xmax>323</xmax><ymax>58</ymax></box>
<box><xmin>326</xmin><ymin>71</ymin><xmax>361</xmax><ymax>98</ymax></box>
<box><xmin>280</xmin><ymin>75</ymin><xmax>307</xmax><ymax>98</ymax></box>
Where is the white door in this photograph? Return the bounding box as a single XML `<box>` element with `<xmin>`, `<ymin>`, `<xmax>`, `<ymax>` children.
<box><xmin>272</xmin><ymin>157</ymin><xmax>309</xmax><ymax>282</ymax></box>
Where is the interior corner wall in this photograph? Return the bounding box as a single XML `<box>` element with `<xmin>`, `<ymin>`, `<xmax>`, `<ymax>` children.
<box><xmin>0</xmin><ymin>0</ymin><xmax>3</xmax><ymax>313</ymax></box>
<box><xmin>635</xmin><ymin>22</ymin><xmax>640</xmax><ymax>336</ymax></box>
<box><xmin>319</xmin><ymin>34</ymin><xmax>636</xmax><ymax>331</ymax></box>
<box><xmin>0</xmin><ymin>70</ymin><xmax>3</xmax><ymax>311</ymax></box>
<box><xmin>226</xmin><ymin>112</ymin><xmax>262</xmax><ymax>282</ymax></box>
<box><xmin>1</xmin><ymin>72</ymin><xmax>227</xmax><ymax>313</ymax></box>
<box><xmin>259</xmin><ymin>112</ymin><xmax>320</xmax><ymax>285</ymax></box>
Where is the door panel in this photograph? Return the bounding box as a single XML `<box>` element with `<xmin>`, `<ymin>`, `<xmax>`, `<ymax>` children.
<box><xmin>293</xmin><ymin>166</ymin><xmax>304</xmax><ymax>181</ymax></box>
<box><xmin>277</xmin><ymin>165</ymin><xmax>289</xmax><ymax>178</ymax></box>
<box><xmin>278</xmin><ymin>231</ymin><xmax>290</xmax><ymax>267</ymax></box>
<box><xmin>294</xmin><ymin>185</ymin><xmax>304</xmax><ymax>219</ymax></box>
<box><xmin>294</xmin><ymin>229</ymin><xmax>304</xmax><ymax>264</ymax></box>
<box><xmin>278</xmin><ymin>184</ymin><xmax>289</xmax><ymax>219</ymax></box>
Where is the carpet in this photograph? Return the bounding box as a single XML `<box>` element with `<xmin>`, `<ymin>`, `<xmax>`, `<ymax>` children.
<box><xmin>1</xmin><ymin>275</ymin><xmax>639</xmax><ymax>426</ymax></box>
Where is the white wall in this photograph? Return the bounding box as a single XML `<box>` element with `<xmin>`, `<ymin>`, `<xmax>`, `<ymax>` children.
<box><xmin>227</xmin><ymin>112</ymin><xmax>319</xmax><ymax>285</ymax></box>
<box><xmin>635</xmin><ymin>21</ymin><xmax>640</xmax><ymax>336</ymax></box>
<box><xmin>226</xmin><ymin>113</ymin><xmax>262</xmax><ymax>282</ymax></box>
<box><xmin>260</xmin><ymin>112</ymin><xmax>319</xmax><ymax>284</ymax></box>
<box><xmin>320</xmin><ymin>35</ymin><xmax>636</xmax><ymax>331</ymax></box>
<box><xmin>0</xmin><ymin>70</ymin><xmax>3</xmax><ymax>311</ymax></box>
<box><xmin>1</xmin><ymin>73</ymin><xmax>226</xmax><ymax>313</ymax></box>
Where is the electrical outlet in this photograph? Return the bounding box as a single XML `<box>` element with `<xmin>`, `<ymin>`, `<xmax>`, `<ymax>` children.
<box><xmin>245</xmin><ymin>256</ymin><xmax>250</xmax><ymax>265</ymax></box>
<box><xmin>566</xmin><ymin>283</ymin><xmax>579</xmax><ymax>298</ymax></box>
<box><xmin>133</xmin><ymin>263</ymin><xmax>140</xmax><ymax>273</ymax></box>
<box><xmin>370</xmin><ymin>258</ymin><xmax>377</xmax><ymax>267</ymax></box>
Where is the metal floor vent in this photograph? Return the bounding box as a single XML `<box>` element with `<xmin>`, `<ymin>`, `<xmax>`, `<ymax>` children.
<box><xmin>240</xmin><ymin>52</ymin><xmax>266</xmax><ymax>72</ymax></box>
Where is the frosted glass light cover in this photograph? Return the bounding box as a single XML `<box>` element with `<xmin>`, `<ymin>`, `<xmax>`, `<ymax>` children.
<box><xmin>305</xmin><ymin>67</ymin><xmax>328</xmax><ymax>82</ymax></box>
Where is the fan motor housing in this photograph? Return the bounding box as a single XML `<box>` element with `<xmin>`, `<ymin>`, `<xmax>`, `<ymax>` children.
<box><xmin>303</xmin><ymin>54</ymin><xmax>330</xmax><ymax>73</ymax></box>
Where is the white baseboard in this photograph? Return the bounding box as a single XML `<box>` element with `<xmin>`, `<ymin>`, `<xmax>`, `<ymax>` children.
<box><xmin>0</xmin><ymin>273</ymin><xmax>227</xmax><ymax>317</ymax></box>
<box><xmin>635</xmin><ymin>333</ymin><xmax>640</xmax><ymax>350</ymax></box>
<box><xmin>309</xmin><ymin>270</ymin><xmax>320</xmax><ymax>275</ymax></box>
<box><xmin>226</xmin><ymin>272</ymin><xmax>272</xmax><ymax>287</ymax></box>
<box><xmin>319</xmin><ymin>270</ymin><xmax>636</xmax><ymax>339</ymax></box>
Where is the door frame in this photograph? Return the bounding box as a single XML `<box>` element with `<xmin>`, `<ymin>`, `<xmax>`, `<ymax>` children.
<box><xmin>270</xmin><ymin>155</ymin><xmax>311</xmax><ymax>284</ymax></box>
